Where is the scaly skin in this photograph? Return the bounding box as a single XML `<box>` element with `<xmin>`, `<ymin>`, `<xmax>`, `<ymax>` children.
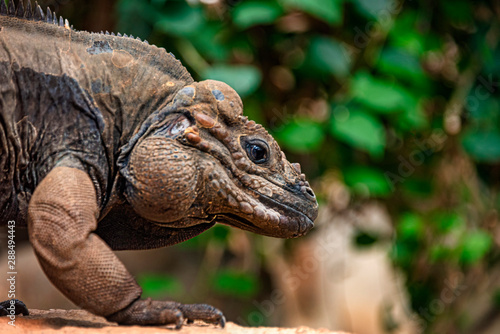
<box><xmin>0</xmin><ymin>1</ymin><xmax>318</xmax><ymax>328</ymax></box>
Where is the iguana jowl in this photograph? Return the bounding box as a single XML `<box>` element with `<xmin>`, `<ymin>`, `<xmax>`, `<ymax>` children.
<box><xmin>0</xmin><ymin>0</ymin><xmax>318</xmax><ymax>327</ymax></box>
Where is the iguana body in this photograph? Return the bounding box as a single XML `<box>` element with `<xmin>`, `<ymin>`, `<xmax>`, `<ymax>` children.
<box><xmin>0</xmin><ymin>0</ymin><xmax>318</xmax><ymax>327</ymax></box>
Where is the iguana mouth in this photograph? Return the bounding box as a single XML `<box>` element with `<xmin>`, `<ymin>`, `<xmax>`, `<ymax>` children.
<box><xmin>255</xmin><ymin>191</ymin><xmax>315</xmax><ymax>235</ymax></box>
<box><xmin>217</xmin><ymin>211</ymin><xmax>312</xmax><ymax>238</ymax></box>
<box><xmin>193</xmin><ymin>157</ymin><xmax>316</xmax><ymax>238</ymax></box>
<box><xmin>216</xmin><ymin>191</ymin><xmax>314</xmax><ymax>239</ymax></box>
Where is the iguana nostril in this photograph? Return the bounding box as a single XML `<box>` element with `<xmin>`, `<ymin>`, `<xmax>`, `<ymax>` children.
<box><xmin>301</xmin><ymin>186</ymin><xmax>315</xmax><ymax>200</ymax></box>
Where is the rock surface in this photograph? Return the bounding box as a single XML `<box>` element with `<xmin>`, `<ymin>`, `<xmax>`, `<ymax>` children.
<box><xmin>0</xmin><ymin>309</ymin><xmax>352</xmax><ymax>334</ymax></box>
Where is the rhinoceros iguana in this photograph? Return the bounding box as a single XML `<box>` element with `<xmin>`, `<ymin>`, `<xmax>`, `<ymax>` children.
<box><xmin>0</xmin><ymin>0</ymin><xmax>318</xmax><ymax>328</ymax></box>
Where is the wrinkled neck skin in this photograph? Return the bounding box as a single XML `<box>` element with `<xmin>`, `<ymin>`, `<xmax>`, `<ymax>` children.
<box><xmin>119</xmin><ymin>80</ymin><xmax>318</xmax><ymax>239</ymax></box>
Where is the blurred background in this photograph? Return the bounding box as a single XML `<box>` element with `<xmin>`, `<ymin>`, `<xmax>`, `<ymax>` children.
<box><xmin>2</xmin><ymin>0</ymin><xmax>500</xmax><ymax>333</ymax></box>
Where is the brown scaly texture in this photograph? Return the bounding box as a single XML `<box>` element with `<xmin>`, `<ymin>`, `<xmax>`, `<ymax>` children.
<box><xmin>0</xmin><ymin>0</ymin><xmax>318</xmax><ymax>328</ymax></box>
<box><xmin>28</xmin><ymin>167</ymin><xmax>141</xmax><ymax>316</ymax></box>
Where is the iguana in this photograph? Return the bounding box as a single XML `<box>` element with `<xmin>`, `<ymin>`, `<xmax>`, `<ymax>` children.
<box><xmin>0</xmin><ymin>0</ymin><xmax>318</xmax><ymax>328</ymax></box>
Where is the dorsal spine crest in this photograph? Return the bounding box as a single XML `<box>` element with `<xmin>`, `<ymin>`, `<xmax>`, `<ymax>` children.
<box><xmin>1</xmin><ymin>1</ymin><xmax>148</xmax><ymax>44</ymax></box>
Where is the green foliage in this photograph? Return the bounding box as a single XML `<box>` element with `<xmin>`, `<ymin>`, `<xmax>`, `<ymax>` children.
<box><xmin>350</xmin><ymin>72</ymin><xmax>415</xmax><ymax>114</ymax></box>
<box><xmin>343</xmin><ymin>166</ymin><xmax>391</xmax><ymax>196</ymax></box>
<box><xmin>439</xmin><ymin>0</ymin><xmax>473</xmax><ymax>25</ymax></box>
<box><xmin>276</xmin><ymin>119</ymin><xmax>325</xmax><ymax>153</ymax></box>
<box><xmin>376</xmin><ymin>48</ymin><xmax>427</xmax><ymax>84</ymax></box>
<box><xmin>435</xmin><ymin>212</ymin><xmax>465</xmax><ymax>233</ymax></box>
<box><xmin>459</xmin><ymin>231</ymin><xmax>493</xmax><ymax>265</ymax></box>
<box><xmin>352</xmin><ymin>0</ymin><xmax>393</xmax><ymax>20</ymax></box>
<box><xmin>138</xmin><ymin>273</ymin><xmax>184</xmax><ymax>298</ymax></box>
<box><xmin>306</xmin><ymin>36</ymin><xmax>350</xmax><ymax>78</ymax></box>
<box><xmin>398</xmin><ymin>213</ymin><xmax>425</xmax><ymax>241</ymax></box>
<box><xmin>181</xmin><ymin>224</ymin><xmax>232</xmax><ymax>248</ymax></box>
<box><xmin>280</xmin><ymin>0</ymin><xmax>343</xmax><ymax>24</ymax></box>
<box><xmin>155</xmin><ymin>2</ymin><xmax>204</xmax><ymax>37</ymax></box>
<box><xmin>388</xmin><ymin>11</ymin><xmax>426</xmax><ymax>56</ymax></box>
<box><xmin>330</xmin><ymin>107</ymin><xmax>385</xmax><ymax>157</ymax></box>
<box><xmin>202</xmin><ymin>65</ymin><xmax>262</xmax><ymax>98</ymax></box>
<box><xmin>462</xmin><ymin>130</ymin><xmax>500</xmax><ymax>163</ymax></box>
<box><xmin>232</xmin><ymin>1</ymin><xmax>283</xmax><ymax>29</ymax></box>
<box><xmin>211</xmin><ymin>269</ymin><xmax>259</xmax><ymax>299</ymax></box>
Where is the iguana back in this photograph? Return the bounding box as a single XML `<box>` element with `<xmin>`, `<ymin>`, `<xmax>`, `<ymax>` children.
<box><xmin>0</xmin><ymin>1</ymin><xmax>192</xmax><ymax>222</ymax></box>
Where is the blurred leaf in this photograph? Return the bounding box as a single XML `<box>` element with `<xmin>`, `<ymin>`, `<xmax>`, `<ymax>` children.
<box><xmin>429</xmin><ymin>244</ymin><xmax>453</xmax><ymax>263</ymax></box>
<box><xmin>483</xmin><ymin>48</ymin><xmax>500</xmax><ymax>75</ymax></box>
<box><xmin>212</xmin><ymin>224</ymin><xmax>231</xmax><ymax>243</ymax></box>
<box><xmin>462</xmin><ymin>130</ymin><xmax>500</xmax><ymax>163</ymax></box>
<box><xmin>460</xmin><ymin>231</ymin><xmax>492</xmax><ymax>265</ymax></box>
<box><xmin>138</xmin><ymin>274</ymin><xmax>184</xmax><ymax>298</ymax></box>
<box><xmin>433</xmin><ymin>212</ymin><xmax>465</xmax><ymax>233</ymax></box>
<box><xmin>388</xmin><ymin>11</ymin><xmax>425</xmax><ymax>56</ymax></box>
<box><xmin>331</xmin><ymin>107</ymin><xmax>385</xmax><ymax>157</ymax></box>
<box><xmin>465</xmin><ymin>93</ymin><xmax>500</xmax><ymax>125</ymax></box>
<box><xmin>398</xmin><ymin>213</ymin><xmax>424</xmax><ymax>240</ymax></box>
<box><xmin>241</xmin><ymin>99</ymin><xmax>267</xmax><ymax>125</ymax></box>
<box><xmin>391</xmin><ymin>240</ymin><xmax>413</xmax><ymax>268</ymax></box>
<box><xmin>203</xmin><ymin>65</ymin><xmax>262</xmax><ymax>97</ymax></box>
<box><xmin>350</xmin><ymin>72</ymin><xmax>414</xmax><ymax>113</ymax></box>
<box><xmin>232</xmin><ymin>1</ymin><xmax>283</xmax><ymax>29</ymax></box>
<box><xmin>276</xmin><ymin>119</ymin><xmax>325</xmax><ymax>153</ymax></box>
<box><xmin>191</xmin><ymin>23</ymin><xmax>230</xmax><ymax>62</ymax></box>
<box><xmin>281</xmin><ymin>0</ymin><xmax>343</xmax><ymax>25</ymax></box>
<box><xmin>344</xmin><ymin>166</ymin><xmax>392</xmax><ymax>197</ymax></box>
<box><xmin>440</xmin><ymin>0</ymin><xmax>473</xmax><ymax>26</ymax></box>
<box><xmin>212</xmin><ymin>270</ymin><xmax>259</xmax><ymax>299</ymax></box>
<box><xmin>117</xmin><ymin>0</ymin><xmax>153</xmax><ymax>38</ymax></box>
<box><xmin>306</xmin><ymin>36</ymin><xmax>350</xmax><ymax>78</ymax></box>
<box><xmin>155</xmin><ymin>2</ymin><xmax>204</xmax><ymax>37</ymax></box>
<box><xmin>180</xmin><ymin>224</ymin><xmax>231</xmax><ymax>248</ymax></box>
<box><xmin>377</xmin><ymin>48</ymin><xmax>427</xmax><ymax>84</ymax></box>
<box><xmin>352</xmin><ymin>0</ymin><xmax>393</xmax><ymax>20</ymax></box>
<box><xmin>401</xmin><ymin>177</ymin><xmax>433</xmax><ymax>198</ymax></box>
<box><xmin>396</xmin><ymin>100</ymin><xmax>428</xmax><ymax>130</ymax></box>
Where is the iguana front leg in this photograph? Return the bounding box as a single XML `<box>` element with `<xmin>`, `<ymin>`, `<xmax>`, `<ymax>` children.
<box><xmin>28</xmin><ymin>167</ymin><xmax>224</xmax><ymax>328</ymax></box>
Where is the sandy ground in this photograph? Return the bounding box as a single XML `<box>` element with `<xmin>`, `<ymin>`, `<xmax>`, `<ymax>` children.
<box><xmin>0</xmin><ymin>309</ymin><xmax>352</xmax><ymax>334</ymax></box>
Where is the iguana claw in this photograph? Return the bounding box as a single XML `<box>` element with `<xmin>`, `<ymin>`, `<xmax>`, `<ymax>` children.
<box><xmin>107</xmin><ymin>299</ymin><xmax>225</xmax><ymax>329</ymax></box>
<box><xmin>178</xmin><ymin>303</ymin><xmax>225</xmax><ymax>328</ymax></box>
<box><xmin>219</xmin><ymin>315</ymin><xmax>226</xmax><ymax>328</ymax></box>
<box><xmin>0</xmin><ymin>299</ymin><xmax>29</xmax><ymax>316</ymax></box>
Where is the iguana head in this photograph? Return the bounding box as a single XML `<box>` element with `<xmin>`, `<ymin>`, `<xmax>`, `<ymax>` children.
<box><xmin>119</xmin><ymin>80</ymin><xmax>317</xmax><ymax>238</ymax></box>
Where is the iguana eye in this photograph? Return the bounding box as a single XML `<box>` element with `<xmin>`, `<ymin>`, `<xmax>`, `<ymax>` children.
<box><xmin>245</xmin><ymin>140</ymin><xmax>269</xmax><ymax>164</ymax></box>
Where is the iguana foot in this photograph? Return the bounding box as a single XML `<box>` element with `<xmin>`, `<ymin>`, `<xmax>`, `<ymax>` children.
<box><xmin>107</xmin><ymin>298</ymin><xmax>225</xmax><ymax>329</ymax></box>
<box><xmin>0</xmin><ymin>299</ymin><xmax>29</xmax><ymax>316</ymax></box>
